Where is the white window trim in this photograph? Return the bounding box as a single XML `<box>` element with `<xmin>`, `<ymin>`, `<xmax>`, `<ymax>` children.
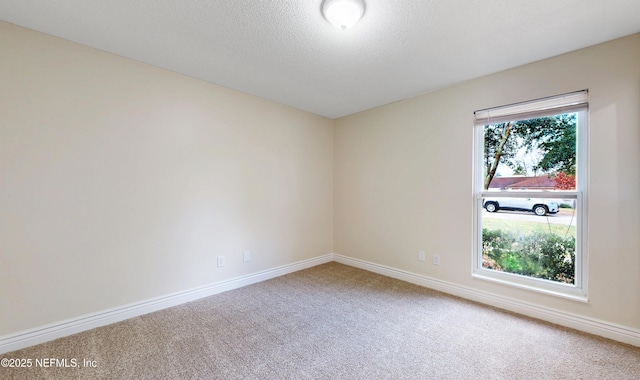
<box><xmin>472</xmin><ymin>92</ymin><xmax>589</xmax><ymax>301</ymax></box>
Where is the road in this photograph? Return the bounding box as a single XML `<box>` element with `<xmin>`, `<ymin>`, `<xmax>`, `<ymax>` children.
<box><xmin>482</xmin><ymin>210</ymin><xmax>577</xmax><ymax>226</ymax></box>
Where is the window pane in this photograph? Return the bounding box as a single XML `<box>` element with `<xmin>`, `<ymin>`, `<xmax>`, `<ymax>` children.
<box><xmin>475</xmin><ymin>95</ymin><xmax>586</xmax><ymax>296</ymax></box>
<box><xmin>484</xmin><ymin>113</ymin><xmax>577</xmax><ymax>191</ymax></box>
<box><xmin>481</xmin><ymin>197</ymin><xmax>577</xmax><ymax>284</ymax></box>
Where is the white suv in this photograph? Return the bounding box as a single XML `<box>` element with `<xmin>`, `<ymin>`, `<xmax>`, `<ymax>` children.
<box><xmin>483</xmin><ymin>197</ymin><xmax>559</xmax><ymax>216</ymax></box>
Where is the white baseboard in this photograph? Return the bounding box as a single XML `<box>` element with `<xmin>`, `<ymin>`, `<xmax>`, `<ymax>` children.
<box><xmin>333</xmin><ymin>254</ymin><xmax>640</xmax><ymax>347</ymax></box>
<box><xmin>0</xmin><ymin>254</ymin><xmax>333</xmax><ymax>354</ymax></box>
<box><xmin>3</xmin><ymin>252</ymin><xmax>638</xmax><ymax>354</ymax></box>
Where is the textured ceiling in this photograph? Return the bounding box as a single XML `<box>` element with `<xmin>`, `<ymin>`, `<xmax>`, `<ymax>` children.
<box><xmin>1</xmin><ymin>0</ymin><xmax>639</xmax><ymax>118</ymax></box>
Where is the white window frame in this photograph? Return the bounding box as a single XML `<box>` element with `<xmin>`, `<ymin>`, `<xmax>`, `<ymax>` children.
<box><xmin>472</xmin><ymin>91</ymin><xmax>589</xmax><ymax>302</ymax></box>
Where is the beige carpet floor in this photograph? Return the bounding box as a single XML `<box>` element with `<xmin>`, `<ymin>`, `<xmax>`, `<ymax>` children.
<box><xmin>2</xmin><ymin>262</ymin><xmax>640</xmax><ymax>379</ymax></box>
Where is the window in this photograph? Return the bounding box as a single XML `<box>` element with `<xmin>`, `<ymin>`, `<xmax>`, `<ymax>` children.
<box><xmin>473</xmin><ymin>91</ymin><xmax>588</xmax><ymax>301</ymax></box>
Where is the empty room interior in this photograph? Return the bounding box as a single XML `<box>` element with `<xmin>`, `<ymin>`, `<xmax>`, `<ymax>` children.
<box><xmin>1</xmin><ymin>0</ymin><xmax>640</xmax><ymax>378</ymax></box>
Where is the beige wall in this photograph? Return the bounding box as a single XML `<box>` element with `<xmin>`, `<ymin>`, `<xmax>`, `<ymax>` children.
<box><xmin>2</xmin><ymin>18</ymin><xmax>639</xmax><ymax>340</ymax></box>
<box><xmin>0</xmin><ymin>22</ymin><xmax>334</xmax><ymax>336</ymax></box>
<box><xmin>334</xmin><ymin>34</ymin><xmax>640</xmax><ymax>329</ymax></box>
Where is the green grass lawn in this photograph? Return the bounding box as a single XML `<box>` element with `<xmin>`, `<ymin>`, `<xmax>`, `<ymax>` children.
<box><xmin>483</xmin><ymin>218</ymin><xmax>576</xmax><ymax>238</ymax></box>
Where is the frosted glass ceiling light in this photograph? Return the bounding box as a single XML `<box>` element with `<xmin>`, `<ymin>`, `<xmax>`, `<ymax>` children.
<box><xmin>322</xmin><ymin>0</ymin><xmax>365</xmax><ymax>31</ymax></box>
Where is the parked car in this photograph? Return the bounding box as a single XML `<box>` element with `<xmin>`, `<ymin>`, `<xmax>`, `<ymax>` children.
<box><xmin>483</xmin><ymin>197</ymin><xmax>559</xmax><ymax>216</ymax></box>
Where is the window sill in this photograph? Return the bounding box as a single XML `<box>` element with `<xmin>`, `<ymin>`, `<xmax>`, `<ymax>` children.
<box><xmin>472</xmin><ymin>270</ymin><xmax>588</xmax><ymax>303</ymax></box>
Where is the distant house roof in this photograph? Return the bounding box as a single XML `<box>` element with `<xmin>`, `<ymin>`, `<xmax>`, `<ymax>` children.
<box><xmin>488</xmin><ymin>176</ymin><xmax>528</xmax><ymax>189</ymax></box>
<box><xmin>489</xmin><ymin>176</ymin><xmax>556</xmax><ymax>190</ymax></box>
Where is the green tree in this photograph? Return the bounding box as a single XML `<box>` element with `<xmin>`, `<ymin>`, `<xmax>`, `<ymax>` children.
<box><xmin>533</xmin><ymin>114</ymin><xmax>576</xmax><ymax>175</ymax></box>
<box><xmin>484</xmin><ymin>122</ymin><xmax>517</xmax><ymax>189</ymax></box>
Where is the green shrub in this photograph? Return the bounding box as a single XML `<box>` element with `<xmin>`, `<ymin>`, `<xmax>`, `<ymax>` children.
<box><xmin>482</xmin><ymin>228</ymin><xmax>575</xmax><ymax>284</ymax></box>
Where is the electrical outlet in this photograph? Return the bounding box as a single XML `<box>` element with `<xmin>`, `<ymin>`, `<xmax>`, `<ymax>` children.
<box><xmin>433</xmin><ymin>255</ymin><xmax>440</xmax><ymax>266</ymax></box>
<box><xmin>217</xmin><ymin>256</ymin><xmax>225</xmax><ymax>268</ymax></box>
<box><xmin>418</xmin><ymin>250</ymin><xmax>426</xmax><ymax>262</ymax></box>
<box><xmin>243</xmin><ymin>250</ymin><xmax>251</xmax><ymax>262</ymax></box>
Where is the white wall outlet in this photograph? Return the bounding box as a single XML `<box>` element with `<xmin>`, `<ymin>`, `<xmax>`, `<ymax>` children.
<box><xmin>243</xmin><ymin>250</ymin><xmax>251</xmax><ymax>262</ymax></box>
<box><xmin>433</xmin><ymin>255</ymin><xmax>440</xmax><ymax>266</ymax></box>
<box><xmin>217</xmin><ymin>256</ymin><xmax>225</xmax><ymax>268</ymax></box>
<box><xmin>418</xmin><ymin>250</ymin><xmax>426</xmax><ymax>262</ymax></box>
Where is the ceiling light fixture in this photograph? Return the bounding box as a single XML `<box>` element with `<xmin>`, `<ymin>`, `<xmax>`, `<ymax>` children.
<box><xmin>322</xmin><ymin>0</ymin><xmax>365</xmax><ymax>31</ymax></box>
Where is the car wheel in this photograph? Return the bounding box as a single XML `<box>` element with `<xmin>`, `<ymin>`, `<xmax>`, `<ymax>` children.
<box><xmin>485</xmin><ymin>202</ymin><xmax>498</xmax><ymax>213</ymax></box>
<box><xmin>533</xmin><ymin>205</ymin><xmax>548</xmax><ymax>216</ymax></box>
